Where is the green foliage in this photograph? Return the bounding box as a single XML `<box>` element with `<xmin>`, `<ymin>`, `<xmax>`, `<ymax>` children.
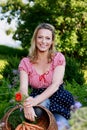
<box><xmin>0</xmin><ymin>78</ymin><xmax>18</xmax><ymax>119</ymax></box>
<box><xmin>65</xmin><ymin>80</ymin><xmax>87</xmax><ymax>106</ymax></box>
<box><xmin>0</xmin><ymin>101</ymin><xmax>11</xmax><ymax>119</ymax></box>
<box><xmin>0</xmin><ymin>45</ymin><xmax>28</xmax><ymax>81</ymax></box>
<box><xmin>0</xmin><ymin>79</ymin><xmax>12</xmax><ymax>101</ymax></box>
<box><xmin>8</xmin><ymin>108</ymin><xmax>25</xmax><ymax>129</ymax></box>
<box><xmin>65</xmin><ymin>56</ymin><xmax>85</xmax><ymax>85</ymax></box>
<box><xmin>0</xmin><ymin>56</ymin><xmax>8</xmax><ymax>78</ymax></box>
<box><xmin>0</xmin><ymin>45</ymin><xmax>28</xmax><ymax>57</ymax></box>
<box><xmin>1</xmin><ymin>56</ymin><xmax>20</xmax><ymax>87</ymax></box>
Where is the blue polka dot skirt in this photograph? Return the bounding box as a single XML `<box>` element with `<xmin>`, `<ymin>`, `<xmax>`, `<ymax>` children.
<box><xmin>30</xmin><ymin>84</ymin><xmax>75</xmax><ymax>119</ymax></box>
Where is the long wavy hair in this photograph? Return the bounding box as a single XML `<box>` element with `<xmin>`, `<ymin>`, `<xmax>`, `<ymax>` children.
<box><xmin>29</xmin><ymin>23</ymin><xmax>56</xmax><ymax>63</ymax></box>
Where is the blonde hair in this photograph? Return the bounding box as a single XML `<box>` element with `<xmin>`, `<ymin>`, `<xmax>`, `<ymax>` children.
<box><xmin>29</xmin><ymin>23</ymin><xmax>56</xmax><ymax>63</ymax></box>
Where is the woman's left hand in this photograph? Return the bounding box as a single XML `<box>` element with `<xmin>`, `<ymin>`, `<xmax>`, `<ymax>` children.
<box><xmin>24</xmin><ymin>106</ymin><xmax>37</xmax><ymax>121</ymax></box>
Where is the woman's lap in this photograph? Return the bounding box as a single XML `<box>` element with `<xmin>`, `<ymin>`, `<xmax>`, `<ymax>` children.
<box><xmin>40</xmin><ymin>99</ymin><xmax>70</xmax><ymax>130</ymax></box>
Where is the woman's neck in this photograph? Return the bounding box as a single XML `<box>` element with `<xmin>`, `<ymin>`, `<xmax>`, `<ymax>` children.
<box><xmin>37</xmin><ymin>51</ymin><xmax>48</xmax><ymax>61</ymax></box>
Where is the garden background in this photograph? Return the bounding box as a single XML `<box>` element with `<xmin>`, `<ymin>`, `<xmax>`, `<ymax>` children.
<box><xmin>0</xmin><ymin>0</ymin><xmax>87</xmax><ymax>121</ymax></box>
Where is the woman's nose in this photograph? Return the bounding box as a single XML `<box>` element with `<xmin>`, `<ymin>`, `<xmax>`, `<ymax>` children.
<box><xmin>42</xmin><ymin>38</ymin><xmax>46</xmax><ymax>43</ymax></box>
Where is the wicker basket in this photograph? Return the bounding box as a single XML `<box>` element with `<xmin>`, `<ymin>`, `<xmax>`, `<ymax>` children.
<box><xmin>1</xmin><ymin>105</ymin><xmax>58</xmax><ymax>130</ymax></box>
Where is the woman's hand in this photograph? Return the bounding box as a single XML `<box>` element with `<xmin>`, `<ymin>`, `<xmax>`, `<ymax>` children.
<box><xmin>23</xmin><ymin>96</ymin><xmax>38</xmax><ymax>122</ymax></box>
<box><xmin>24</xmin><ymin>106</ymin><xmax>37</xmax><ymax>121</ymax></box>
<box><xmin>24</xmin><ymin>96</ymin><xmax>38</xmax><ymax>107</ymax></box>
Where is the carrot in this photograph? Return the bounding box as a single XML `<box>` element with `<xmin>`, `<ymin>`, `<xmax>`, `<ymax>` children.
<box><xmin>15</xmin><ymin>124</ymin><xmax>22</xmax><ymax>130</ymax></box>
<box><xmin>25</xmin><ymin>125</ymin><xmax>30</xmax><ymax>130</ymax></box>
<box><xmin>24</xmin><ymin>122</ymin><xmax>44</xmax><ymax>130</ymax></box>
<box><xmin>30</xmin><ymin>127</ymin><xmax>35</xmax><ymax>130</ymax></box>
<box><xmin>22</xmin><ymin>124</ymin><xmax>26</xmax><ymax>130</ymax></box>
<box><xmin>15</xmin><ymin>122</ymin><xmax>44</xmax><ymax>130</ymax></box>
<box><xmin>30</xmin><ymin>124</ymin><xmax>44</xmax><ymax>130</ymax></box>
<box><xmin>18</xmin><ymin>127</ymin><xmax>23</xmax><ymax>130</ymax></box>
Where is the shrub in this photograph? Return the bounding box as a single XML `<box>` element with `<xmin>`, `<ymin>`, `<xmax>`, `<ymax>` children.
<box><xmin>0</xmin><ymin>78</ymin><xmax>18</xmax><ymax>119</ymax></box>
<box><xmin>1</xmin><ymin>56</ymin><xmax>20</xmax><ymax>87</ymax></box>
<box><xmin>64</xmin><ymin>56</ymin><xmax>85</xmax><ymax>85</ymax></box>
<box><xmin>65</xmin><ymin>80</ymin><xmax>87</xmax><ymax>106</ymax></box>
<box><xmin>0</xmin><ymin>45</ymin><xmax>28</xmax><ymax>57</ymax></box>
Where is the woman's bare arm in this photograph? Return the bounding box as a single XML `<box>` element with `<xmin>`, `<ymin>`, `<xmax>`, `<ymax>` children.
<box><xmin>19</xmin><ymin>70</ymin><xmax>37</xmax><ymax>121</ymax></box>
<box><xmin>19</xmin><ymin>70</ymin><xmax>29</xmax><ymax>96</ymax></box>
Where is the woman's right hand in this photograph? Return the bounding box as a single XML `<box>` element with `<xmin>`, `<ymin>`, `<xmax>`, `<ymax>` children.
<box><xmin>24</xmin><ymin>105</ymin><xmax>37</xmax><ymax>122</ymax></box>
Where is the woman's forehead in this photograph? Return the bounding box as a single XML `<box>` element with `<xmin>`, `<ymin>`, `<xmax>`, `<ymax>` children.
<box><xmin>37</xmin><ymin>28</ymin><xmax>52</xmax><ymax>35</ymax></box>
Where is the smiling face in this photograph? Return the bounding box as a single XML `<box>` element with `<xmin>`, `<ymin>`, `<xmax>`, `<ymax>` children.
<box><xmin>29</xmin><ymin>23</ymin><xmax>55</xmax><ymax>62</ymax></box>
<box><xmin>36</xmin><ymin>29</ymin><xmax>53</xmax><ymax>52</ymax></box>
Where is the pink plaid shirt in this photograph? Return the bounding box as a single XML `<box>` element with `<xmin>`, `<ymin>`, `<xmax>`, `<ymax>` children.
<box><xmin>18</xmin><ymin>52</ymin><xmax>66</xmax><ymax>88</ymax></box>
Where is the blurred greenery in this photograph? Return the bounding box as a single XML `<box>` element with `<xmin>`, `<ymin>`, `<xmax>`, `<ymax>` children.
<box><xmin>0</xmin><ymin>45</ymin><xmax>28</xmax><ymax>57</ymax></box>
<box><xmin>69</xmin><ymin>107</ymin><xmax>87</xmax><ymax>130</ymax></box>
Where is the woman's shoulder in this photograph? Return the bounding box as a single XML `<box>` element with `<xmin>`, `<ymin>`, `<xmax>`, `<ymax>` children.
<box><xmin>53</xmin><ymin>52</ymin><xmax>66</xmax><ymax>66</ymax></box>
<box><xmin>18</xmin><ymin>57</ymin><xmax>32</xmax><ymax>73</ymax></box>
<box><xmin>19</xmin><ymin>57</ymin><xmax>31</xmax><ymax>64</ymax></box>
<box><xmin>54</xmin><ymin>52</ymin><xmax>65</xmax><ymax>59</ymax></box>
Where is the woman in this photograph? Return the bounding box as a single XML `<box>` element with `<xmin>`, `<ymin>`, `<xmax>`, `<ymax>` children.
<box><xmin>18</xmin><ymin>23</ymin><xmax>75</xmax><ymax>130</ymax></box>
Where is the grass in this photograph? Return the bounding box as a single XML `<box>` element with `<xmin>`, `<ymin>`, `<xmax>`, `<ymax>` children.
<box><xmin>0</xmin><ymin>45</ymin><xmax>28</xmax><ymax>57</ymax></box>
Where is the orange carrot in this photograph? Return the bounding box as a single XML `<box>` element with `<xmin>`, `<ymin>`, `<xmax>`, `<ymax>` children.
<box><xmin>24</xmin><ymin>122</ymin><xmax>44</xmax><ymax>130</ymax></box>
<box><xmin>22</xmin><ymin>124</ymin><xmax>26</xmax><ymax>130</ymax></box>
<box><xmin>15</xmin><ymin>124</ymin><xmax>22</xmax><ymax>130</ymax></box>
<box><xmin>25</xmin><ymin>125</ymin><xmax>30</xmax><ymax>130</ymax></box>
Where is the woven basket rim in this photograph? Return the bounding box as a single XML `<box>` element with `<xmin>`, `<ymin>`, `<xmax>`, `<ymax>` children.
<box><xmin>1</xmin><ymin>105</ymin><xmax>57</xmax><ymax>130</ymax></box>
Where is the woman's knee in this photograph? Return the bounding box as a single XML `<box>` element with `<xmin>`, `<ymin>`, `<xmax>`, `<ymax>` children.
<box><xmin>40</xmin><ymin>98</ymin><xmax>50</xmax><ymax>109</ymax></box>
